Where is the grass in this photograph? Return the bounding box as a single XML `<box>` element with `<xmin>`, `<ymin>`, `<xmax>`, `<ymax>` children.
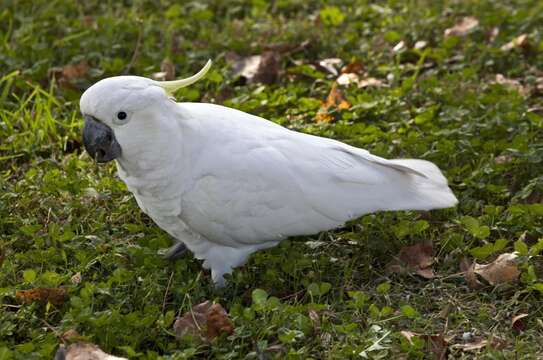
<box><xmin>1</xmin><ymin>0</ymin><xmax>543</xmax><ymax>358</ymax></box>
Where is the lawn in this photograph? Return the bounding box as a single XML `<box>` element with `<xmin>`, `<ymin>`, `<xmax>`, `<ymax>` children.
<box><xmin>1</xmin><ymin>0</ymin><xmax>543</xmax><ymax>358</ymax></box>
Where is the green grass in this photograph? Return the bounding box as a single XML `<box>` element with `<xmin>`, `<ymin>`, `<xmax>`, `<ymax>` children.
<box><xmin>1</xmin><ymin>0</ymin><xmax>543</xmax><ymax>358</ymax></box>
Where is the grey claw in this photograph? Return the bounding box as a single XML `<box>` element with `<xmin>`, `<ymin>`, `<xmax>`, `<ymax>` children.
<box><xmin>161</xmin><ymin>242</ymin><xmax>188</xmax><ymax>260</ymax></box>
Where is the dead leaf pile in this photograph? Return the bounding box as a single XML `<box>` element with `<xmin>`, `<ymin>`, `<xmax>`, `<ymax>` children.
<box><xmin>173</xmin><ymin>301</ymin><xmax>234</xmax><ymax>341</ymax></box>
<box><xmin>315</xmin><ymin>83</ymin><xmax>351</xmax><ymax>123</ymax></box>
<box><xmin>55</xmin><ymin>342</ymin><xmax>127</xmax><ymax>360</ymax></box>
<box><xmin>461</xmin><ymin>253</ymin><xmax>520</xmax><ymax>288</ymax></box>
<box><xmin>16</xmin><ymin>287</ymin><xmax>66</xmax><ymax>306</ymax></box>
<box><xmin>387</xmin><ymin>241</ymin><xmax>436</xmax><ymax>279</ymax></box>
<box><xmin>444</xmin><ymin>17</ymin><xmax>479</xmax><ymax>37</ymax></box>
<box><xmin>226</xmin><ymin>51</ymin><xmax>280</xmax><ymax>84</ymax></box>
<box><xmin>400</xmin><ymin>331</ymin><xmax>449</xmax><ymax>359</ymax></box>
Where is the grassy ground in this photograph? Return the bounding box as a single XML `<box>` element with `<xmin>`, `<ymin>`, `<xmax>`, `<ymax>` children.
<box><xmin>1</xmin><ymin>0</ymin><xmax>543</xmax><ymax>358</ymax></box>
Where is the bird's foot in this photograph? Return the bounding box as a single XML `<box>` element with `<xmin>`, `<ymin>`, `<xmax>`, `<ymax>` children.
<box><xmin>160</xmin><ymin>242</ymin><xmax>188</xmax><ymax>260</ymax></box>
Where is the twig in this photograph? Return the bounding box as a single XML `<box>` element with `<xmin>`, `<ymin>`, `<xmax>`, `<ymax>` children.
<box><xmin>162</xmin><ymin>271</ymin><xmax>175</xmax><ymax>313</ymax></box>
<box><xmin>124</xmin><ymin>19</ymin><xmax>143</xmax><ymax>74</ymax></box>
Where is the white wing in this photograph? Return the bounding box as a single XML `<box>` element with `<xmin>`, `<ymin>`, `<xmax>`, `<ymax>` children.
<box><xmin>177</xmin><ymin>103</ymin><xmax>457</xmax><ymax>247</ymax></box>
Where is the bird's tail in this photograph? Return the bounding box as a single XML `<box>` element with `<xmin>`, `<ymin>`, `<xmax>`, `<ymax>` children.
<box><xmin>385</xmin><ymin>158</ymin><xmax>458</xmax><ymax>211</ymax></box>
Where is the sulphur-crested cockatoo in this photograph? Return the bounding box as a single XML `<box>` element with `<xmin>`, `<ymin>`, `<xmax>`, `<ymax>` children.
<box><xmin>81</xmin><ymin>60</ymin><xmax>457</xmax><ymax>286</ymax></box>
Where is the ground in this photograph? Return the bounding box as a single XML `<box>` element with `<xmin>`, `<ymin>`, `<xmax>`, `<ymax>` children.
<box><xmin>1</xmin><ymin>1</ymin><xmax>543</xmax><ymax>359</ymax></box>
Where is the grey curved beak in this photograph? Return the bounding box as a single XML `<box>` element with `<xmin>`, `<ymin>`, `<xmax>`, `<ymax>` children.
<box><xmin>82</xmin><ymin>115</ymin><xmax>121</xmax><ymax>163</ymax></box>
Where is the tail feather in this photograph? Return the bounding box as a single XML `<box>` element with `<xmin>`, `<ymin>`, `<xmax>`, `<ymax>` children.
<box><xmin>387</xmin><ymin>158</ymin><xmax>458</xmax><ymax>210</ymax></box>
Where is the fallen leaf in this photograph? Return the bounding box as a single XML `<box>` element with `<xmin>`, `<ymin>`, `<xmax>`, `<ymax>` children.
<box><xmin>358</xmin><ymin>77</ymin><xmax>385</xmax><ymax>88</ymax></box>
<box><xmin>316</xmin><ymin>83</ymin><xmax>351</xmax><ymax>123</ymax></box>
<box><xmin>55</xmin><ymin>342</ymin><xmax>127</xmax><ymax>360</ymax></box>
<box><xmin>308</xmin><ymin>309</ymin><xmax>321</xmax><ymax>331</ymax></box>
<box><xmin>501</xmin><ymin>34</ymin><xmax>529</xmax><ymax>51</ymax></box>
<box><xmin>336</xmin><ymin>73</ymin><xmax>385</xmax><ymax>88</ymax></box>
<box><xmin>206</xmin><ymin>303</ymin><xmax>235</xmax><ymax>339</ymax></box>
<box><xmin>336</xmin><ymin>72</ymin><xmax>360</xmax><ymax>86</ymax></box>
<box><xmin>226</xmin><ymin>51</ymin><xmax>280</xmax><ymax>84</ymax></box>
<box><xmin>392</xmin><ymin>40</ymin><xmax>405</xmax><ymax>52</ymax></box>
<box><xmin>400</xmin><ymin>331</ymin><xmax>449</xmax><ymax>359</ymax></box>
<box><xmin>62</xmin><ymin>62</ymin><xmax>89</xmax><ymax>81</ymax></box>
<box><xmin>317</xmin><ymin>58</ymin><xmax>343</xmax><ymax>76</ymax></box>
<box><xmin>511</xmin><ymin>313</ymin><xmax>529</xmax><ymax>332</ymax></box>
<box><xmin>452</xmin><ymin>336</ymin><xmax>506</xmax><ymax>351</ymax></box>
<box><xmin>48</xmin><ymin>61</ymin><xmax>90</xmax><ymax>90</ymax></box>
<box><xmin>414</xmin><ymin>40</ymin><xmax>428</xmax><ymax>50</ymax></box>
<box><xmin>493</xmin><ymin>74</ymin><xmax>529</xmax><ymax>97</ymax></box>
<box><xmin>340</xmin><ymin>60</ymin><xmax>364</xmax><ymax>75</ymax></box>
<box><xmin>473</xmin><ymin>252</ymin><xmax>520</xmax><ymax>285</ymax></box>
<box><xmin>152</xmin><ymin>58</ymin><xmax>176</xmax><ymax>81</ymax></box>
<box><xmin>387</xmin><ymin>241</ymin><xmax>436</xmax><ymax>279</ymax></box>
<box><xmin>444</xmin><ymin>17</ymin><xmax>479</xmax><ymax>37</ymax></box>
<box><xmin>70</xmin><ymin>272</ymin><xmax>82</xmax><ymax>285</ymax></box>
<box><xmin>173</xmin><ymin>301</ymin><xmax>234</xmax><ymax>341</ymax></box>
<box><xmin>460</xmin><ymin>257</ymin><xmax>482</xmax><ymax>289</ymax></box>
<box><xmin>16</xmin><ymin>287</ymin><xmax>66</xmax><ymax>306</ymax></box>
<box><xmin>253</xmin><ymin>51</ymin><xmax>281</xmax><ymax>84</ymax></box>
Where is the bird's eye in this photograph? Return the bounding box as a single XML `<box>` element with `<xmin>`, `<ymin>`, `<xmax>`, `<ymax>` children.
<box><xmin>117</xmin><ymin>111</ymin><xmax>127</xmax><ymax>120</ymax></box>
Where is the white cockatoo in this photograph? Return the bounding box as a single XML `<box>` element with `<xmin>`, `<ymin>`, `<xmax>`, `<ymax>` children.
<box><xmin>81</xmin><ymin>60</ymin><xmax>457</xmax><ymax>286</ymax></box>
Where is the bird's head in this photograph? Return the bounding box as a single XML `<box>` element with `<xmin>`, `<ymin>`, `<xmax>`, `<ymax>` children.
<box><xmin>80</xmin><ymin>60</ymin><xmax>211</xmax><ymax>165</ymax></box>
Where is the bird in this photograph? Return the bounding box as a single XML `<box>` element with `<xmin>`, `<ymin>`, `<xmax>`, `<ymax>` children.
<box><xmin>80</xmin><ymin>60</ymin><xmax>457</xmax><ymax>287</ymax></box>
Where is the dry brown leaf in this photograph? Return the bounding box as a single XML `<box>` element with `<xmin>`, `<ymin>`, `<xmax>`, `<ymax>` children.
<box><xmin>206</xmin><ymin>303</ymin><xmax>234</xmax><ymax>339</ymax></box>
<box><xmin>152</xmin><ymin>59</ymin><xmax>176</xmax><ymax>81</ymax></box>
<box><xmin>55</xmin><ymin>342</ymin><xmax>127</xmax><ymax>360</ymax></box>
<box><xmin>473</xmin><ymin>252</ymin><xmax>520</xmax><ymax>285</ymax></box>
<box><xmin>511</xmin><ymin>313</ymin><xmax>529</xmax><ymax>332</ymax></box>
<box><xmin>16</xmin><ymin>287</ymin><xmax>66</xmax><ymax>306</ymax></box>
<box><xmin>316</xmin><ymin>84</ymin><xmax>351</xmax><ymax>123</ymax></box>
<box><xmin>501</xmin><ymin>34</ymin><xmax>529</xmax><ymax>51</ymax></box>
<box><xmin>173</xmin><ymin>301</ymin><xmax>234</xmax><ymax>341</ymax></box>
<box><xmin>460</xmin><ymin>257</ymin><xmax>482</xmax><ymax>289</ymax></box>
<box><xmin>387</xmin><ymin>241</ymin><xmax>436</xmax><ymax>279</ymax></box>
<box><xmin>226</xmin><ymin>51</ymin><xmax>280</xmax><ymax>84</ymax></box>
<box><xmin>341</xmin><ymin>61</ymin><xmax>364</xmax><ymax>75</ymax></box>
<box><xmin>444</xmin><ymin>17</ymin><xmax>479</xmax><ymax>37</ymax></box>
<box><xmin>493</xmin><ymin>74</ymin><xmax>529</xmax><ymax>97</ymax></box>
<box><xmin>400</xmin><ymin>331</ymin><xmax>449</xmax><ymax>359</ymax></box>
<box><xmin>62</xmin><ymin>62</ymin><xmax>90</xmax><ymax>81</ymax></box>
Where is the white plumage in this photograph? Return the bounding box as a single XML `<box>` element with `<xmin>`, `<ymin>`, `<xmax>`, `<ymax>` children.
<box><xmin>80</xmin><ymin>61</ymin><xmax>457</xmax><ymax>286</ymax></box>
